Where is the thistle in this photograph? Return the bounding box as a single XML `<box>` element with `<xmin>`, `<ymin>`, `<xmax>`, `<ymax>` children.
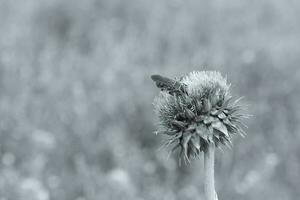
<box><xmin>151</xmin><ymin>71</ymin><xmax>248</xmax><ymax>200</ymax></box>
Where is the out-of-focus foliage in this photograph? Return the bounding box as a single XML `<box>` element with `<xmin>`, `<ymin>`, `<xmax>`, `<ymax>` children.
<box><xmin>0</xmin><ymin>0</ymin><xmax>300</xmax><ymax>199</ymax></box>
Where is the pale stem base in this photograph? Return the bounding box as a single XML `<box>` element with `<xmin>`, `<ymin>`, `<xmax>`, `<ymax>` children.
<box><xmin>204</xmin><ymin>144</ymin><xmax>218</xmax><ymax>200</ymax></box>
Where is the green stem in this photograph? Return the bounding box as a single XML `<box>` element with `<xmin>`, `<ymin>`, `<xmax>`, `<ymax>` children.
<box><xmin>204</xmin><ymin>144</ymin><xmax>217</xmax><ymax>200</ymax></box>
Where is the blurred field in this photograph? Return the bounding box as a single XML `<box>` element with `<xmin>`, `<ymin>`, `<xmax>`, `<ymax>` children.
<box><xmin>0</xmin><ymin>0</ymin><xmax>300</xmax><ymax>199</ymax></box>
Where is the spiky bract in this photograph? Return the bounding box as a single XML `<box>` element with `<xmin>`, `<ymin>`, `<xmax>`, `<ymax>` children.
<box><xmin>153</xmin><ymin>71</ymin><xmax>247</xmax><ymax>164</ymax></box>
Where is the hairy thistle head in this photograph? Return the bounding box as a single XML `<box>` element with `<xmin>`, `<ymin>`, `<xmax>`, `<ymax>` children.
<box><xmin>152</xmin><ymin>71</ymin><xmax>247</xmax><ymax>164</ymax></box>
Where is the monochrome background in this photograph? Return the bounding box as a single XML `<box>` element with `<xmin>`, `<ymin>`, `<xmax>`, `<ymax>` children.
<box><xmin>0</xmin><ymin>0</ymin><xmax>300</xmax><ymax>199</ymax></box>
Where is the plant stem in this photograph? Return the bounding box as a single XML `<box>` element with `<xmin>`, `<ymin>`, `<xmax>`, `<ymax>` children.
<box><xmin>204</xmin><ymin>144</ymin><xmax>217</xmax><ymax>200</ymax></box>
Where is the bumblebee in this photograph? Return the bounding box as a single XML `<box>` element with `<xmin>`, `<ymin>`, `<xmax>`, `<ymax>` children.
<box><xmin>151</xmin><ymin>74</ymin><xmax>187</xmax><ymax>96</ymax></box>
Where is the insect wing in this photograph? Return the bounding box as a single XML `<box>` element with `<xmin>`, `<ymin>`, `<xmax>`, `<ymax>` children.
<box><xmin>151</xmin><ymin>75</ymin><xmax>175</xmax><ymax>90</ymax></box>
<box><xmin>151</xmin><ymin>74</ymin><xmax>187</xmax><ymax>95</ymax></box>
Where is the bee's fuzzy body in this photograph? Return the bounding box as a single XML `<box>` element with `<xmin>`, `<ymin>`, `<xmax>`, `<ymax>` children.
<box><xmin>151</xmin><ymin>74</ymin><xmax>187</xmax><ymax>95</ymax></box>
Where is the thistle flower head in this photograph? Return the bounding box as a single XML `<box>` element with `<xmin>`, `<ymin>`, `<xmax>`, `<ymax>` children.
<box><xmin>152</xmin><ymin>71</ymin><xmax>247</xmax><ymax>164</ymax></box>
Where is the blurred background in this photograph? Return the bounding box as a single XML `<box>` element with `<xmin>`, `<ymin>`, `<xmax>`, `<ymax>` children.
<box><xmin>0</xmin><ymin>0</ymin><xmax>300</xmax><ymax>199</ymax></box>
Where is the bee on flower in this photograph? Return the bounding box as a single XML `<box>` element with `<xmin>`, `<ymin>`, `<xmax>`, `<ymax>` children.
<box><xmin>152</xmin><ymin>71</ymin><xmax>248</xmax><ymax>164</ymax></box>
